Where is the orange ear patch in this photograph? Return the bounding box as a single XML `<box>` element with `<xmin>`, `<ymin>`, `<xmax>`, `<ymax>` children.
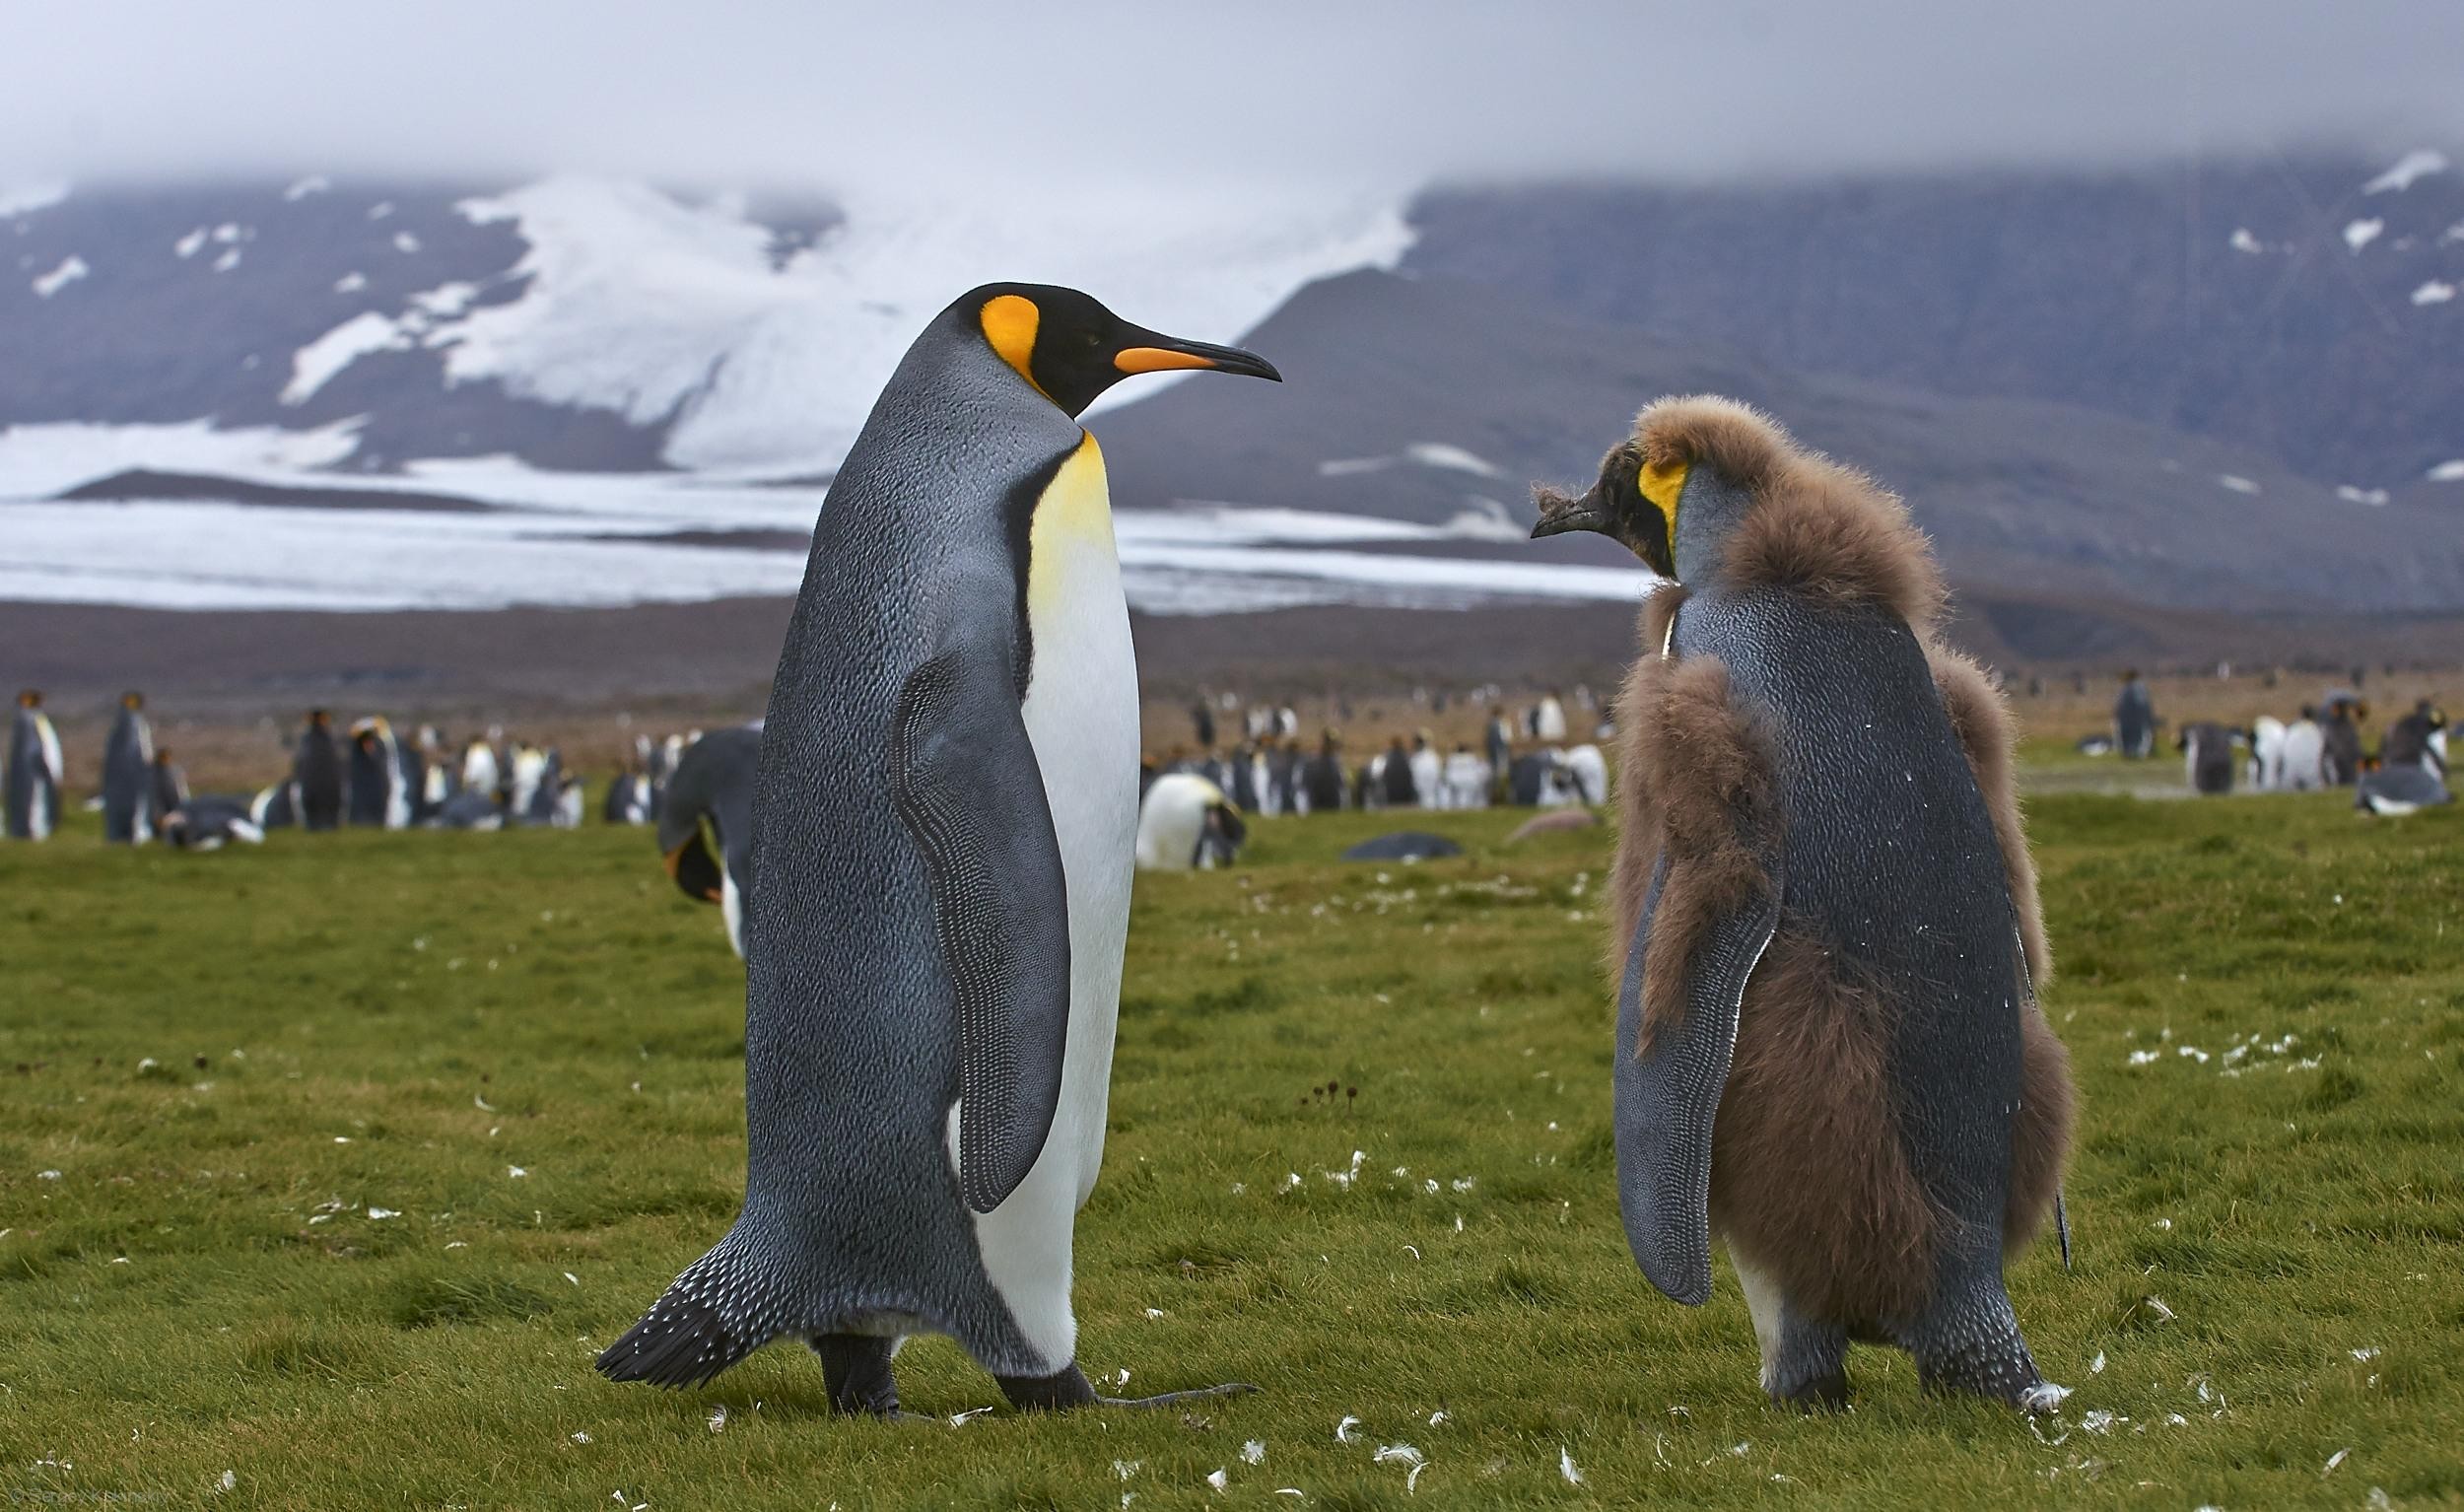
<box><xmin>981</xmin><ymin>294</ymin><xmax>1043</xmax><ymax>392</ymax></box>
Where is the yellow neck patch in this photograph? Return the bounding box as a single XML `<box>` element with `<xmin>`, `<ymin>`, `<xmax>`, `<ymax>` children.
<box><xmin>1639</xmin><ymin>458</ymin><xmax>1689</xmax><ymax>539</ymax></box>
<box><xmin>980</xmin><ymin>294</ymin><xmax>1046</xmax><ymax>396</ymax></box>
<box><xmin>1026</xmin><ymin>434</ymin><xmax>1113</xmax><ymax>619</ymax></box>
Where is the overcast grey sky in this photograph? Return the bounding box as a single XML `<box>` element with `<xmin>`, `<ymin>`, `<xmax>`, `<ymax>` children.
<box><xmin>4</xmin><ymin>1</ymin><xmax>2458</xmax><ymax>191</ymax></box>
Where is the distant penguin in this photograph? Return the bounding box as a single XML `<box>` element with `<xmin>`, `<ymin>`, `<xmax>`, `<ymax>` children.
<box><xmin>1563</xmin><ymin>743</ymin><xmax>1609</xmax><ymax>806</ymax></box>
<box><xmin>249</xmin><ymin>781</ymin><xmax>300</xmax><ymax>831</ymax></box>
<box><xmin>401</xmin><ymin>725</ymin><xmax>439</xmax><ymax>822</ymax></box>
<box><xmin>2355</xmin><ymin>764</ymin><xmax>2450</xmax><ymax>816</ymax></box>
<box><xmin>2280</xmin><ymin>710</ymin><xmax>2326</xmax><ymax>790</ymax></box>
<box><xmin>507</xmin><ymin>743</ymin><xmax>547</xmax><ymax>817</ymax></box>
<box><xmin>1135</xmin><ymin>773</ymin><xmax>1247</xmax><ymax>871</ymax></box>
<box><xmin>1380</xmin><ymin>737</ymin><xmax>1418</xmax><ymax>807</ymax></box>
<box><xmin>436</xmin><ymin>789</ymin><xmax>504</xmax><ymax>830</ymax></box>
<box><xmin>657</xmin><ymin>725</ymin><xmax>761</xmax><ymax>955</ymax></box>
<box><xmin>1533</xmin><ymin>396</ymin><xmax>2073</xmax><ymax>1410</ymax></box>
<box><xmin>1304</xmin><ymin>736</ymin><xmax>1347</xmax><ymax>812</ymax></box>
<box><xmin>295</xmin><ymin>711</ymin><xmax>344</xmax><ymax>832</ymax></box>
<box><xmin>2319</xmin><ymin>699</ymin><xmax>2364</xmax><ymax>786</ymax></box>
<box><xmin>1227</xmin><ymin>744</ymin><xmax>1264</xmax><ymax>814</ymax></box>
<box><xmin>1407</xmin><ymin>733</ymin><xmax>1442</xmax><ymax>810</ymax></box>
<box><xmin>1536</xmin><ymin>692</ymin><xmax>1568</xmax><ymax>743</ymax></box>
<box><xmin>163</xmin><ymin>793</ymin><xmax>263</xmax><ymax>851</ymax></box>
<box><xmin>2381</xmin><ymin>700</ymin><xmax>2448</xmax><ymax>776</ymax></box>
<box><xmin>6</xmin><ymin>691</ymin><xmax>64</xmax><ymax>841</ymax></box>
<box><xmin>150</xmin><ymin>748</ymin><xmax>188</xmax><ymax>821</ymax></box>
<box><xmin>1507</xmin><ymin>750</ymin><xmax>1556</xmax><ymax>806</ymax></box>
<box><xmin>2179</xmin><ymin>722</ymin><xmax>2234</xmax><ymax>794</ymax></box>
<box><xmin>2247</xmin><ymin>715</ymin><xmax>2288</xmax><ymax>790</ymax></box>
<box><xmin>461</xmin><ymin>735</ymin><xmax>501</xmax><ymax>802</ymax></box>
<box><xmin>1442</xmin><ymin>745</ymin><xmax>1490</xmax><ymax>809</ymax></box>
<box><xmin>1274</xmin><ymin>706</ymin><xmax>1298</xmax><ymax>739</ymax></box>
<box><xmin>604</xmin><ymin>766</ymin><xmax>652</xmax><ymax>825</ymax></box>
<box><xmin>597</xmin><ymin>283</ymin><xmax>1276</xmax><ymax>1413</ymax></box>
<box><xmin>1484</xmin><ymin>713</ymin><xmax>1513</xmax><ymax>779</ymax></box>
<box><xmin>347</xmin><ymin>718</ymin><xmax>409</xmax><ymax>828</ymax></box>
<box><xmin>2112</xmin><ymin>671</ymin><xmax>2156</xmax><ymax>758</ymax></box>
<box><xmin>1270</xmin><ymin>741</ymin><xmax>1306</xmax><ymax>816</ymax></box>
<box><xmin>103</xmin><ymin>691</ymin><xmax>157</xmax><ymax>844</ymax></box>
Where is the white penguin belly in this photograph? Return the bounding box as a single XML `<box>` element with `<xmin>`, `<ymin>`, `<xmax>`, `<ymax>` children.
<box><xmin>957</xmin><ymin>435</ymin><xmax>1138</xmax><ymax>1371</ymax></box>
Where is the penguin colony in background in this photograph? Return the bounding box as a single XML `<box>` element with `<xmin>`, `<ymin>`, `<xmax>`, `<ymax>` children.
<box><xmin>1533</xmin><ymin>397</ymin><xmax>2076</xmax><ymax>1409</ymax></box>
<box><xmin>0</xmin><ymin>692</ymin><xmax>691</xmax><ymax>851</ymax></box>
<box><xmin>597</xmin><ymin>283</ymin><xmax>1281</xmax><ymax>1414</ymax></box>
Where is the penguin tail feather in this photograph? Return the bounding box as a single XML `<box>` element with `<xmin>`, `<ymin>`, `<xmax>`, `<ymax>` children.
<box><xmin>594</xmin><ymin>1242</ymin><xmax>776</xmax><ymax>1389</ymax></box>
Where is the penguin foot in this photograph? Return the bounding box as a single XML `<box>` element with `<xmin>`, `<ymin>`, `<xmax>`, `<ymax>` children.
<box><xmin>1901</xmin><ymin>1269</ymin><xmax>2046</xmax><ymax>1410</ymax></box>
<box><xmin>1769</xmin><ymin>1369</ymin><xmax>1849</xmax><ymax>1413</ymax></box>
<box><xmin>1912</xmin><ymin>1334</ymin><xmax>2046</xmax><ymax>1410</ymax></box>
<box><xmin>810</xmin><ymin>1334</ymin><xmax>903</xmax><ymax>1418</ymax></box>
<box><xmin>994</xmin><ymin>1363</ymin><xmax>1259</xmax><ymax>1413</ymax></box>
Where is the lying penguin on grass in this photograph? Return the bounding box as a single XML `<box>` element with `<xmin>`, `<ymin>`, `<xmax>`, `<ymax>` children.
<box><xmin>1533</xmin><ymin>396</ymin><xmax>2077</xmax><ymax>1411</ymax></box>
<box><xmin>599</xmin><ymin>285</ymin><xmax>1279</xmax><ymax>1416</ymax></box>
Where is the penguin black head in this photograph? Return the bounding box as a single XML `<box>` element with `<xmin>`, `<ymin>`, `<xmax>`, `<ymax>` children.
<box><xmin>16</xmin><ymin>690</ymin><xmax>38</xmax><ymax>709</ymax></box>
<box><xmin>958</xmin><ymin>283</ymin><xmax>1280</xmax><ymax>417</ymax></box>
<box><xmin>120</xmin><ymin>691</ymin><xmax>144</xmax><ymax>711</ymax></box>
<box><xmin>1530</xmin><ymin>437</ymin><xmax>1685</xmax><ymax>577</ymax></box>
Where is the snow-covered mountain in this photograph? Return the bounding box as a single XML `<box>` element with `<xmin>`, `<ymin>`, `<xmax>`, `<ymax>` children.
<box><xmin>1406</xmin><ymin>150</ymin><xmax>2464</xmax><ymax>499</ymax></box>
<box><xmin>2</xmin><ymin>174</ymin><xmax>1409</xmax><ymax>476</ymax></box>
<box><xmin>5</xmin><ymin>157</ymin><xmax>2462</xmax><ymax>627</ymax></box>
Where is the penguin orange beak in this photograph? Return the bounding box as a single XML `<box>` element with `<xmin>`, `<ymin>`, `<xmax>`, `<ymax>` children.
<box><xmin>1113</xmin><ymin>336</ymin><xmax>1281</xmax><ymax>382</ymax></box>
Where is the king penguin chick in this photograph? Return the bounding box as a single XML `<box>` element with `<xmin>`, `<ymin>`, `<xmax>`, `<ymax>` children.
<box><xmin>1531</xmin><ymin>396</ymin><xmax>2077</xmax><ymax>1412</ymax></box>
<box><xmin>597</xmin><ymin>285</ymin><xmax>1279</xmax><ymax>1415</ymax></box>
<box><xmin>655</xmin><ymin>724</ymin><xmax>760</xmax><ymax>957</ymax></box>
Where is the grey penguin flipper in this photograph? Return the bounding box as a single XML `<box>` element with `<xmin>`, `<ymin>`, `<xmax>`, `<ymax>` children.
<box><xmin>2014</xmin><ymin>928</ymin><xmax>2073</xmax><ymax>1274</ymax></box>
<box><xmin>889</xmin><ymin>650</ymin><xmax>1073</xmax><ymax>1215</ymax></box>
<box><xmin>1614</xmin><ymin>853</ymin><xmax>1783</xmax><ymax>1308</ymax></box>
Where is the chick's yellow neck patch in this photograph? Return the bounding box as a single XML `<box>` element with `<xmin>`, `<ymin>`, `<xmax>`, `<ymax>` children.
<box><xmin>1640</xmin><ymin>458</ymin><xmax>1689</xmax><ymax>534</ymax></box>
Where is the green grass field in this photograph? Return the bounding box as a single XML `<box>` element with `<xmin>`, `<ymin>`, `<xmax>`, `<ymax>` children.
<box><xmin>3</xmin><ymin>788</ymin><xmax>2460</xmax><ymax>1509</ymax></box>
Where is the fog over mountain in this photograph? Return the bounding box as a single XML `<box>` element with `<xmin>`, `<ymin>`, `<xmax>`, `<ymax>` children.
<box><xmin>3</xmin><ymin>3</ymin><xmax>2459</xmax><ymax>653</ymax></box>
<box><xmin>5</xmin><ymin>2</ymin><xmax>2460</xmax><ymax>190</ymax></box>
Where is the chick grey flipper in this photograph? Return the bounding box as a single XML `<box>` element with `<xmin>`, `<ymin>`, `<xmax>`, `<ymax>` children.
<box><xmin>890</xmin><ymin>648</ymin><xmax>1072</xmax><ymax>1214</ymax></box>
<box><xmin>1613</xmin><ymin>850</ymin><xmax>1781</xmax><ymax>1308</ymax></box>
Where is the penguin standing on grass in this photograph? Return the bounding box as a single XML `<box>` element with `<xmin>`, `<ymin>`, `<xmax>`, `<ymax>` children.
<box><xmin>6</xmin><ymin>691</ymin><xmax>64</xmax><ymax>841</ymax></box>
<box><xmin>150</xmin><ymin>748</ymin><xmax>188</xmax><ymax>822</ymax></box>
<box><xmin>103</xmin><ymin>692</ymin><xmax>157</xmax><ymax>844</ymax></box>
<box><xmin>656</xmin><ymin>725</ymin><xmax>761</xmax><ymax>956</ymax></box>
<box><xmin>347</xmin><ymin>718</ymin><xmax>409</xmax><ymax>829</ymax></box>
<box><xmin>1532</xmin><ymin>397</ymin><xmax>2075</xmax><ymax>1411</ymax></box>
<box><xmin>598</xmin><ymin>284</ymin><xmax>1279</xmax><ymax>1414</ymax></box>
<box><xmin>295</xmin><ymin>712</ymin><xmax>343</xmax><ymax>832</ymax></box>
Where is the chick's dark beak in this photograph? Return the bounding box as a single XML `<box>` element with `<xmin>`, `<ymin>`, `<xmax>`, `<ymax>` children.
<box><xmin>1114</xmin><ymin>332</ymin><xmax>1281</xmax><ymax>382</ymax></box>
<box><xmin>1529</xmin><ymin>480</ymin><xmax>1612</xmax><ymax>539</ymax></box>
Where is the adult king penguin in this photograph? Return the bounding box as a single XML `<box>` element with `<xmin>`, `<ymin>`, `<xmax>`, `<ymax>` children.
<box><xmin>598</xmin><ymin>284</ymin><xmax>1279</xmax><ymax>1414</ymax></box>
<box><xmin>6</xmin><ymin>691</ymin><xmax>64</xmax><ymax>841</ymax></box>
<box><xmin>655</xmin><ymin>725</ymin><xmax>761</xmax><ymax>957</ymax></box>
<box><xmin>1532</xmin><ymin>397</ymin><xmax>2076</xmax><ymax>1411</ymax></box>
<box><xmin>103</xmin><ymin>692</ymin><xmax>157</xmax><ymax>844</ymax></box>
